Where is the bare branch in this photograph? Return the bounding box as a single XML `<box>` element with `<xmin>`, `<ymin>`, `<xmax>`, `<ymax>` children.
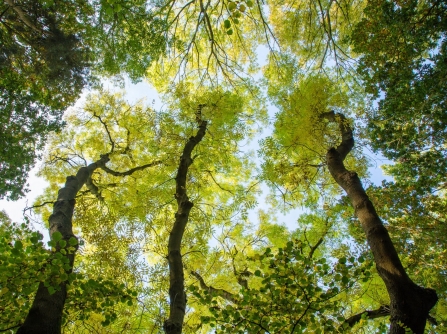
<box><xmin>93</xmin><ymin>113</ymin><xmax>115</xmax><ymax>153</ymax></box>
<box><xmin>100</xmin><ymin>160</ymin><xmax>163</xmax><ymax>177</ymax></box>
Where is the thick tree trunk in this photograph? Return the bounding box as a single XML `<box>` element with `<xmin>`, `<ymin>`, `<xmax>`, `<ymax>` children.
<box><xmin>163</xmin><ymin>120</ymin><xmax>207</xmax><ymax>334</ymax></box>
<box><xmin>17</xmin><ymin>155</ymin><xmax>109</xmax><ymax>334</ymax></box>
<box><xmin>324</xmin><ymin>111</ymin><xmax>437</xmax><ymax>334</ymax></box>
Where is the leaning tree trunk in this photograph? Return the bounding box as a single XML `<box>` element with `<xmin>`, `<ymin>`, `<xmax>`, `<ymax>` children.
<box><xmin>17</xmin><ymin>155</ymin><xmax>110</xmax><ymax>334</ymax></box>
<box><xmin>323</xmin><ymin>111</ymin><xmax>437</xmax><ymax>334</ymax></box>
<box><xmin>163</xmin><ymin>118</ymin><xmax>208</xmax><ymax>334</ymax></box>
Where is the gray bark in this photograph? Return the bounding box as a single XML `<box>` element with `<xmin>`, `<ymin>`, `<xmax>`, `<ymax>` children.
<box><xmin>323</xmin><ymin>111</ymin><xmax>437</xmax><ymax>334</ymax></box>
<box><xmin>17</xmin><ymin>155</ymin><xmax>109</xmax><ymax>334</ymax></box>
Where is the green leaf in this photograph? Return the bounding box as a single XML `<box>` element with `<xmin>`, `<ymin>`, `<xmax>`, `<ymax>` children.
<box><xmin>52</xmin><ymin>232</ymin><xmax>63</xmax><ymax>242</ymax></box>
<box><xmin>14</xmin><ymin>240</ymin><xmax>23</xmax><ymax>250</ymax></box>
<box><xmin>68</xmin><ymin>237</ymin><xmax>78</xmax><ymax>246</ymax></box>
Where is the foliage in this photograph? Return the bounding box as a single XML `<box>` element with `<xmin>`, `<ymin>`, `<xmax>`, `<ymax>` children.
<box><xmin>0</xmin><ymin>215</ymin><xmax>47</xmax><ymax>331</ymax></box>
<box><xmin>352</xmin><ymin>2</ymin><xmax>447</xmax><ymax>329</ymax></box>
<box><xmin>0</xmin><ymin>0</ymin><xmax>169</xmax><ymax>200</ymax></box>
<box><xmin>260</xmin><ymin>71</ymin><xmax>368</xmax><ymax>207</ymax></box>
<box><xmin>1</xmin><ymin>0</ymin><xmax>446</xmax><ymax>333</ymax></box>
<box><xmin>368</xmin><ymin>181</ymin><xmax>447</xmax><ymax>329</ymax></box>
<box><xmin>0</xmin><ymin>211</ymin><xmax>140</xmax><ymax>331</ymax></box>
<box><xmin>352</xmin><ymin>0</ymin><xmax>447</xmax><ymax>192</ymax></box>
<box><xmin>92</xmin><ymin>0</ymin><xmax>169</xmax><ymax>80</ymax></box>
<box><xmin>145</xmin><ymin>0</ymin><xmax>267</xmax><ymax>90</ymax></box>
<box><xmin>268</xmin><ymin>0</ymin><xmax>365</xmax><ymax>71</ymax></box>
<box><xmin>0</xmin><ymin>0</ymin><xmax>91</xmax><ymax>199</ymax></box>
<box><xmin>195</xmin><ymin>240</ymin><xmax>375</xmax><ymax>333</ymax></box>
<box><xmin>26</xmin><ymin>88</ymin><xmax>264</xmax><ymax>331</ymax></box>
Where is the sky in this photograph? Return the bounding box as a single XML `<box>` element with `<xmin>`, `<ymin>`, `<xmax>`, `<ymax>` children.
<box><xmin>0</xmin><ymin>78</ymin><xmax>162</xmax><ymax>227</ymax></box>
<box><xmin>0</xmin><ymin>75</ymin><xmax>392</xmax><ymax>238</ymax></box>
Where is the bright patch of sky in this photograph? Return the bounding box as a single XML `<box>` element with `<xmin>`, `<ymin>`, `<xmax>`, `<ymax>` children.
<box><xmin>0</xmin><ymin>72</ymin><xmax>393</xmax><ymax>237</ymax></box>
<box><xmin>0</xmin><ymin>77</ymin><xmax>161</xmax><ymax>228</ymax></box>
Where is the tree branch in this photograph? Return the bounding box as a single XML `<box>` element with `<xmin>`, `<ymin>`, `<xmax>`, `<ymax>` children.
<box><xmin>320</xmin><ymin>110</ymin><xmax>353</xmax><ymax>160</ymax></box>
<box><xmin>0</xmin><ymin>324</ymin><xmax>21</xmax><ymax>332</ymax></box>
<box><xmin>308</xmin><ymin>235</ymin><xmax>324</xmax><ymax>259</ymax></box>
<box><xmin>191</xmin><ymin>271</ymin><xmax>238</xmax><ymax>303</ymax></box>
<box><xmin>205</xmin><ymin>170</ymin><xmax>234</xmax><ymax>194</ymax></box>
<box><xmin>307</xmin><ymin>218</ymin><xmax>330</xmax><ymax>259</ymax></box>
<box><xmin>100</xmin><ymin>160</ymin><xmax>163</xmax><ymax>177</ymax></box>
<box><xmin>344</xmin><ymin>305</ymin><xmax>390</xmax><ymax>327</ymax></box>
<box><xmin>93</xmin><ymin>113</ymin><xmax>115</xmax><ymax>153</ymax></box>
<box><xmin>4</xmin><ymin>0</ymin><xmax>50</xmax><ymax>36</ymax></box>
<box><xmin>343</xmin><ymin>305</ymin><xmax>438</xmax><ymax>328</ymax></box>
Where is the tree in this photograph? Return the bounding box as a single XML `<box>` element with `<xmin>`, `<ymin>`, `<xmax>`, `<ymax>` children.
<box><xmin>0</xmin><ymin>209</ymin><xmax>139</xmax><ymax>333</ymax></box>
<box><xmin>17</xmin><ymin>155</ymin><xmax>109</xmax><ymax>334</ymax></box>
<box><xmin>351</xmin><ymin>0</ymin><xmax>447</xmax><ymax>328</ymax></box>
<box><xmin>2</xmin><ymin>0</ymin><xmax>446</xmax><ymax>333</ymax></box>
<box><xmin>257</xmin><ymin>66</ymin><xmax>439</xmax><ymax>332</ymax></box>
<box><xmin>0</xmin><ymin>0</ymin><xmax>168</xmax><ymax>200</ymax></box>
<box><xmin>352</xmin><ymin>0</ymin><xmax>447</xmax><ymax>193</ymax></box>
<box><xmin>324</xmin><ymin>111</ymin><xmax>437</xmax><ymax>333</ymax></box>
<box><xmin>0</xmin><ymin>0</ymin><xmax>91</xmax><ymax>200</ymax></box>
<box><xmin>164</xmin><ymin>109</ymin><xmax>207</xmax><ymax>334</ymax></box>
<box><xmin>15</xmin><ymin>88</ymin><xmax>262</xmax><ymax>332</ymax></box>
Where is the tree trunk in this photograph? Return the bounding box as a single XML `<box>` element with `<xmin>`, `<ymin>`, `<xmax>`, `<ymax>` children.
<box><xmin>324</xmin><ymin>111</ymin><xmax>437</xmax><ymax>334</ymax></box>
<box><xmin>17</xmin><ymin>155</ymin><xmax>109</xmax><ymax>334</ymax></box>
<box><xmin>163</xmin><ymin>120</ymin><xmax>207</xmax><ymax>334</ymax></box>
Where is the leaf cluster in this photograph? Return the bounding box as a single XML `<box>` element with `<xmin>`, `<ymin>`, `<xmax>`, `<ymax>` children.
<box><xmin>194</xmin><ymin>240</ymin><xmax>374</xmax><ymax>333</ymax></box>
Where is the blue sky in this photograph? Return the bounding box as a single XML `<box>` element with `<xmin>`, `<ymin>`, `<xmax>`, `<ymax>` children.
<box><xmin>0</xmin><ymin>75</ymin><xmax>392</xmax><ymax>239</ymax></box>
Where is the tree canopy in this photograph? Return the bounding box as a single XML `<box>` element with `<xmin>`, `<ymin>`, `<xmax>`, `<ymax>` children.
<box><xmin>1</xmin><ymin>0</ymin><xmax>447</xmax><ymax>333</ymax></box>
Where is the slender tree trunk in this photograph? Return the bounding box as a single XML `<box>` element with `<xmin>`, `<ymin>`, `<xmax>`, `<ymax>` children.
<box><xmin>323</xmin><ymin>111</ymin><xmax>437</xmax><ymax>334</ymax></box>
<box><xmin>17</xmin><ymin>155</ymin><xmax>109</xmax><ymax>334</ymax></box>
<box><xmin>163</xmin><ymin>120</ymin><xmax>207</xmax><ymax>334</ymax></box>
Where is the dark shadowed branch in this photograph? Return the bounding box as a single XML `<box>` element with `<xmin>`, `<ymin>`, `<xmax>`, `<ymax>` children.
<box><xmin>191</xmin><ymin>271</ymin><xmax>238</xmax><ymax>303</ymax></box>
